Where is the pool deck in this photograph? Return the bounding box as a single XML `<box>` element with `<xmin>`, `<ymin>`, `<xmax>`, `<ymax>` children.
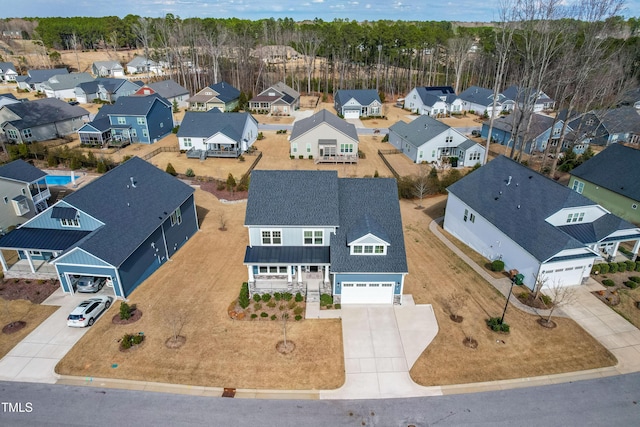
<box><xmin>43</xmin><ymin>170</ymin><xmax>98</xmax><ymax>190</ymax></box>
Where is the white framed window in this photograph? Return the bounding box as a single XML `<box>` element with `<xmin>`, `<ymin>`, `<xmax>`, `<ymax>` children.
<box><xmin>292</xmin><ymin>143</ymin><xmax>297</xmax><ymax>153</ymax></box>
<box><xmin>470</xmin><ymin>213</ymin><xmax>475</xmax><ymax>223</ymax></box>
<box><xmin>566</xmin><ymin>212</ymin><xmax>585</xmax><ymax>223</ymax></box>
<box><xmin>261</xmin><ymin>229</ymin><xmax>282</xmax><ymax>245</ymax></box>
<box><xmin>340</xmin><ymin>144</ymin><xmax>353</xmax><ymax>153</ymax></box>
<box><xmin>170</xmin><ymin>207</ymin><xmax>182</xmax><ymax>226</ymax></box>
<box><xmin>351</xmin><ymin>244</ymin><xmax>386</xmax><ymax>255</ymax></box>
<box><xmin>303</xmin><ymin>230</ymin><xmax>323</xmax><ymax>245</ymax></box>
<box><xmin>183</xmin><ymin>138</ymin><xmax>192</xmax><ymax>147</ymax></box>
<box><xmin>306</xmin><ymin>143</ymin><xmax>311</xmax><ymax>153</ymax></box>
<box><xmin>353</xmin><ymin>245</ymin><xmax>363</xmax><ymax>254</ymax></box>
<box><xmin>117</xmin><ymin>117</ymin><xmax>126</xmax><ymax>124</ymax></box>
<box><xmin>6</xmin><ymin>129</ymin><xmax>18</xmax><ymax>140</ymax></box>
<box><xmin>131</xmin><ymin>129</ymin><xmax>137</xmax><ymax>137</ymax></box>
<box><xmin>137</xmin><ymin>117</ymin><xmax>146</xmax><ymax>125</ymax></box>
<box><xmin>22</xmin><ymin>128</ymin><xmax>33</xmax><ymax>139</ymax></box>
<box><xmin>572</xmin><ymin>180</ymin><xmax>584</xmax><ymax>194</ymax></box>
<box><xmin>60</xmin><ymin>218</ymin><xmax>80</xmax><ymax>227</ymax></box>
<box><xmin>445</xmin><ymin>136</ymin><xmax>453</xmax><ymax>143</ymax></box>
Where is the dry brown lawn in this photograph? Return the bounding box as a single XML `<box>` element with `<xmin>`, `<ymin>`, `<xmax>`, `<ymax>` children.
<box><xmin>56</xmin><ymin>189</ymin><xmax>344</xmax><ymax>390</ymax></box>
<box><xmin>0</xmin><ymin>299</ymin><xmax>58</xmax><ymax>358</ymax></box>
<box><xmin>403</xmin><ymin>196</ymin><xmax>617</xmax><ymax>386</ymax></box>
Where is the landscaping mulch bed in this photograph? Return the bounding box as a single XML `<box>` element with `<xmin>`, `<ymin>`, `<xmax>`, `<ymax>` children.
<box><xmin>165</xmin><ymin>336</ymin><xmax>186</xmax><ymax>349</ymax></box>
<box><xmin>199</xmin><ymin>181</ymin><xmax>248</xmax><ymax>201</ymax></box>
<box><xmin>2</xmin><ymin>320</ymin><xmax>26</xmax><ymax>334</ymax></box>
<box><xmin>276</xmin><ymin>340</ymin><xmax>296</xmax><ymax>354</ymax></box>
<box><xmin>112</xmin><ymin>309</ymin><xmax>143</xmax><ymax>325</ymax></box>
<box><xmin>229</xmin><ymin>298</ymin><xmax>306</xmax><ymax>322</ymax></box>
<box><xmin>516</xmin><ymin>291</ymin><xmax>551</xmax><ymax>310</ymax></box>
<box><xmin>0</xmin><ymin>278</ymin><xmax>59</xmax><ymax>304</ymax></box>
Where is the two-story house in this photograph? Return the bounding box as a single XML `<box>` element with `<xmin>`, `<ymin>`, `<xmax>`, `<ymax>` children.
<box><xmin>187</xmin><ymin>81</ymin><xmax>240</xmax><ymax>112</ymax></box>
<box><xmin>289</xmin><ymin>109</ymin><xmax>359</xmax><ymax>162</ymax></box>
<box><xmin>77</xmin><ymin>94</ymin><xmax>173</xmax><ymax>146</ymax></box>
<box><xmin>334</xmin><ymin>89</ymin><xmax>382</xmax><ymax>119</ymax></box>
<box><xmin>75</xmin><ymin>78</ymin><xmax>140</xmax><ymax>104</ymax></box>
<box><xmin>244</xmin><ymin>170</ymin><xmax>408</xmax><ymax>304</ymax></box>
<box><xmin>0</xmin><ymin>157</ymin><xmax>198</xmax><ymax>297</ymax></box>
<box><xmin>389</xmin><ymin>115</ymin><xmax>485</xmax><ymax>166</ymax></box>
<box><xmin>569</xmin><ymin>144</ymin><xmax>640</xmax><ymax>225</ymax></box>
<box><xmin>0</xmin><ymin>160</ymin><xmax>50</xmax><ymax>233</ymax></box>
<box><xmin>139</xmin><ymin>80</ymin><xmax>190</xmax><ymax>109</ymax></box>
<box><xmin>249</xmin><ymin>82</ymin><xmax>300</xmax><ymax>115</ymax></box>
<box><xmin>566</xmin><ymin>107</ymin><xmax>640</xmax><ymax>147</ymax></box>
<box><xmin>0</xmin><ymin>98</ymin><xmax>89</xmax><ymax>143</ymax></box>
<box><xmin>0</xmin><ymin>62</ymin><xmax>18</xmax><ymax>82</ymax></box>
<box><xmin>178</xmin><ymin>110</ymin><xmax>258</xmax><ymax>159</ymax></box>
<box><xmin>444</xmin><ymin>156</ymin><xmax>640</xmax><ymax>290</ymax></box>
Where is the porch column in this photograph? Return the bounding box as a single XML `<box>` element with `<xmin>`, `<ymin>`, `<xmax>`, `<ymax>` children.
<box><xmin>324</xmin><ymin>265</ymin><xmax>329</xmax><ymax>282</ymax></box>
<box><xmin>25</xmin><ymin>251</ymin><xmax>36</xmax><ymax>273</ymax></box>
<box><xmin>297</xmin><ymin>265</ymin><xmax>303</xmax><ymax>284</ymax></box>
<box><xmin>633</xmin><ymin>239</ymin><xmax>640</xmax><ymax>262</ymax></box>
<box><xmin>287</xmin><ymin>266</ymin><xmax>292</xmax><ymax>283</ymax></box>
<box><xmin>613</xmin><ymin>242</ymin><xmax>621</xmax><ymax>256</ymax></box>
<box><xmin>0</xmin><ymin>250</ymin><xmax>7</xmax><ymax>271</ymax></box>
<box><xmin>247</xmin><ymin>265</ymin><xmax>254</xmax><ymax>282</ymax></box>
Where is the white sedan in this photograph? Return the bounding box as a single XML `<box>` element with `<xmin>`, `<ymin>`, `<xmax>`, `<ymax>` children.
<box><xmin>67</xmin><ymin>295</ymin><xmax>113</xmax><ymax>327</ymax></box>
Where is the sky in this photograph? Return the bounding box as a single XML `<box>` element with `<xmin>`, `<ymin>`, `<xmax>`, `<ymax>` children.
<box><xmin>4</xmin><ymin>0</ymin><xmax>638</xmax><ymax>22</ymax></box>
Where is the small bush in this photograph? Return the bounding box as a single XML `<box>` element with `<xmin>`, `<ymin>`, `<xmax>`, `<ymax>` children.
<box><xmin>486</xmin><ymin>317</ymin><xmax>510</xmax><ymax>333</ymax></box>
<box><xmin>629</xmin><ymin>276</ymin><xmax>640</xmax><ymax>283</ymax></box>
<box><xmin>624</xmin><ymin>281</ymin><xmax>639</xmax><ymax>289</ymax></box>
<box><xmin>295</xmin><ymin>315</ymin><xmax>302</xmax><ymax>321</ymax></box>
<box><xmin>267</xmin><ymin>300</ymin><xmax>276</xmax><ymax>308</ymax></box>
<box><xmin>282</xmin><ymin>292</ymin><xmax>293</xmax><ymax>301</ymax></box>
<box><xmin>636</xmin><ymin>262</ymin><xmax>640</xmax><ymax>272</ymax></box>
<box><xmin>279</xmin><ymin>304</ymin><xmax>286</xmax><ymax>311</ymax></box>
<box><xmin>626</xmin><ymin>260</ymin><xmax>635</xmax><ymax>271</ymax></box>
<box><xmin>271</xmin><ymin>314</ymin><xmax>277</xmax><ymax>320</ymax></box>
<box><xmin>261</xmin><ymin>294</ymin><xmax>272</xmax><ymax>302</ymax></box>
<box><xmin>591</xmin><ymin>264</ymin><xmax>601</xmax><ymax>275</ymax></box>
<box><xmin>609</xmin><ymin>263</ymin><xmax>619</xmax><ymax>274</ymax></box>
<box><xmin>253</xmin><ymin>303</ymin><xmax>262</xmax><ymax>310</ymax></box>
<box><xmin>491</xmin><ymin>260</ymin><xmax>505</xmax><ymax>272</ymax></box>
<box><xmin>320</xmin><ymin>293</ymin><xmax>333</xmax><ymax>306</ymax></box>
<box><xmin>540</xmin><ymin>295</ymin><xmax>552</xmax><ymax>306</ymax></box>
<box><xmin>293</xmin><ymin>306</ymin><xmax>304</xmax><ymax>315</ymax></box>
<box><xmin>251</xmin><ymin>313</ymin><xmax>258</xmax><ymax>319</ymax></box>
<box><xmin>288</xmin><ymin>300</ymin><xmax>297</xmax><ymax>309</ymax></box>
<box><xmin>239</xmin><ymin>282</ymin><xmax>250</xmax><ymax>309</ymax></box>
<box><xmin>165</xmin><ymin>163</ymin><xmax>177</xmax><ymax>176</ymax></box>
<box><xmin>602</xmin><ymin>279</ymin><xmax>615</xmax><ymax>287</ymax></box>
<box><xmin>299</xmin><ymin>155</ymin><xmax>304</xmax><ymax>159</ymax></box>
<box><xmin>119</xmin><ymin>302</ymin><xmax>132</xmax><ymax>320</ymax></box>
<box><xmin>274</xmin><ymin>292</ymin><xmax>282</xmax><ymax>301</ymax></box>
<box><xmin>618</xmin><ymin>262</ymin><xmax>627</xmax><ymax>272</ymax></box>
<box><xmin>599</xmin><ymin>263</ymin><xmax>610</xmax><ymax>274</ymax></box>
<box><xmin>253</xmin><ymin>293</ymin><xmax>262</xmax><ymax>302</ymax></box>
<box><xmin>334</xmin><ymin>303</ymin><xmax>341</xmax><ymax>309</ymax></box>
<box><xmin>120</xmin><ymin>333</ymin><xmax>144</xmax><ymax>350</ymax></box>
<box><xmin>260</xmin><ymin>312</ymin><xmax>268</xmax><ymax>318</ymax></box>
<box><xmin>295</xmin><ymin>292</ymin><xmax>303</xmax><ymax>302</ymax></box>
<box><xmin>185</xmin><ymin>168</ymin><xmax>195</xmax><ymax>177</ymax></box>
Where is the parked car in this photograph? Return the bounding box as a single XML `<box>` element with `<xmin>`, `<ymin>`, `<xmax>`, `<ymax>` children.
<box><xmin>68</xmin><ymin>100</ymin><xmax>80</xmax><ymax>106</ymax></box>
<box><xmin>75</xmin><ymin>276</ymin><xmax>107</xmax><ymax>293</ymax></box>
<box><xmin>67</xmin><ymin>295</ymin><xmax>113</xmax><ymax>327</ymax></box>
<box><xmin>471</xmin><ymin>130</ymin><xmax>481</xmax><ymax>137</ymax></box>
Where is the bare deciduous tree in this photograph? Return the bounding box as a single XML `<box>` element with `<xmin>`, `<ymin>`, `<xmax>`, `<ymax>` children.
<box><xmin>443</xmin><ymin>291</ymin><xmax>469</xmax><ymax>321</ymax></box>
<box><xmin>447</xmin><ymin>37</ymin><xmax>474</xmax><ymax>94</ymax></box>
<box><xmin>542</xmin><ymin>282</ymin><xmax>576</xmax><ymax>326</ymax></box>
<box><xmin>413</xmin><ymin>164</ymin><xmax>431</xmax><ymax>208</ymax></box>
<box><xmin>165</xmin><ymin>309</ymin><xmax>188</xmax><ymax>344</ymax></box>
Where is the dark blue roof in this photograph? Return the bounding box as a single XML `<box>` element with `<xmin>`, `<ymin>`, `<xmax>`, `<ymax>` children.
<box><xmin>245</xmin><ymin>170</ymin><xmax>340</xmax><ymax>226</ymax></box>
<box><xmin>107</xmin><ymin>93</ymin><xmax>170</xmax><ymax>116</ymax></box>
<box><xmin>0</xmin><ymin>228</ymin><xmax>90</xmax><ymax>251</ymax></box>
<box><xmin>0</xmin><ymin>159</ymin><xmax>47</xmax><ymax>183</ymax></box>
<box><xmin>51</xmin><ymin>207</ymin><xmax>78</xmax><ymax>220</ymax></box>
<box><xmin>78</xmin><ymin>117</ymin><xmax>111</xmax><ymax>133</ymax></box>
<box><xmin>177</xmin><ymin>111</ymin><xmax>255</xmax><ymax>140</ymax></box>
<box><xmin>209</xmin><ymin>81</ymin><xmax>240</xmax><ymax>103</ymax></box>
<box><xmin>0</xmin><ymin>92</ymin><xmax>17</xmax><ymax>100</ymax></box>
<box><xmin>447</xmin><ymin>156</ymin><xmax>609</xmax><ymax>262</ymax></box>
<box><xmin>61</xmin><ymin>157</ymin><xmax>194</xmax><ymax>266</ymax></box>
<box><xmin>1</xmin><ymin>98</ymin><xmax>88</xmax><ymax>130</ymax></box>
<box><xmin>415</xmin><ymin>88</ymin><xmax>445</xmax><ymax>107</ymax></box>
<box><xmin>330</xmin><ymin>178</ymin><xmax>408</xmax><ymax>273</ymax></box>
<box><xmin>458</xmin><ymin>86</ymin><xmax>496</xmax><ymax>107</ymax></box>
<box><xmin>335</xmin><ymin>89</ymin><xmax>380</xmax><ymax>108</ymax></box>
<box><xmin>570</xmin><ymin>144</ymin><xmax>640</xmax><ymax>202</ymax></box>
<box><xmin>347</xmin><ymin>212</ymin><xmax>390</xmax><ymax>244</ymax></box>
<box><xmin>244</xmin><ymin>246</ymin><xmax>330</xmax><ymax>264</ymax></box>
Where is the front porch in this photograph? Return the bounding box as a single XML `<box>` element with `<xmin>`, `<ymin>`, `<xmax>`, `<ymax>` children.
<box><xmin>0</xmin><ymin>250</ymin><xmax>57</xmax><ymax>280</ymax></box>
<box><xmin>248</xmin><ymin>267</ymin><xmax>331</xmax><ymax>302</ymax></box>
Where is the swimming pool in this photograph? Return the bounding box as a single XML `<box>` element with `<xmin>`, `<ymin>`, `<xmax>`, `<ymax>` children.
<box><xmin>45</xmin><ymin>175</ymin><xmax>80</xmax><ymax>185</ymax></box>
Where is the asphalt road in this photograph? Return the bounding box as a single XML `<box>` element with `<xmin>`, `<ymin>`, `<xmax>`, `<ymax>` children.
<box><xmin>1</xmin><ymin>374</ymin><xmax>639</xmax><ymax>426</ymax></box>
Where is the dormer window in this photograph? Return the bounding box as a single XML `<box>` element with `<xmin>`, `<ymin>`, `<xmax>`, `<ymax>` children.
<box><xmin>351</xmin><ymin>244</ymin><xmax>386</xmax><ymax>255</ymax></box>
<box><xmin>566</xmin><ymin>212</ymin><xmax>585</xmax><ymax>223</ymax></box>
<box><xmin>61</xmin><ymin>218</ymin><xmax>80</xmax><ymax>227</ymax></box>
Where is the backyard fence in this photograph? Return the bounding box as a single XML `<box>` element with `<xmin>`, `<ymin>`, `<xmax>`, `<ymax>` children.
<box><xmin>141</xmin><ymin>146</ymin><xmax>180</xmax><ymax>161</ymax></box>
<box><xmin>377</xmin><ymin>149</ymin><xmax>401</xmax><ymax>179</ymax></box>
<box><xmin>241</xmin><ymin>151</ymin><xmax>263</xmax><ymax>182</ymax></box>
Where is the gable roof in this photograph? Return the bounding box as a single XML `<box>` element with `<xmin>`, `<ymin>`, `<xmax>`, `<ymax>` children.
<box><xmin>487</xmin><ymin>111</ymin><xmax>556</xmax><ymax>140</ymax></box>
<box><xmin>389</xmin><ymin>115</ymin><xmax>450</xmax><ymax>148</ymax></box>
<box><xmin>570</xmin><ymin>144</ymin><xmax>640</xmax><ymax>202</ymax></box>
<box><xmin>0</xmin><ymin>159</ymin><xmax>47</xmax><ymax>183</ymax></box>
<box><xmin>1</xmin><ymin>98</ymin><xmax>89</xmax><ymax>130</ymax></box>
<box><xmin>597</xmin><ymin>107</ymin><xmax>640</xmax><ymax>134</ymax></box>
<box><xmin>272</xmin><ymin>82</ymin><xmax>299</xmax><ymax>100</ymax></box>
<box><xmin>127</xmin><ymin>56</ymin><xmax>157</xmax><ymax>68</ymax></box>
<box><xmin>92</xmin><ymin>60</ymin><xmax>123</xmax><ymax>70</ymax></box>
<box><xmin>414</xmin><ymin>88</ymin><xmax>446</xmax><ymax>107</ymax></box>
<box><xmin>446</xmin><ymin>156</ymin><xmax>631</xmax><ymax>262</ymax></box>
<box><xmin>335</xmin><ymin>89</ymin><xmax>380</xmax><ymax>107</ymax></box>
<box><xmin>43</xmin><ymin>72</ymin><xmax>94</xmax><ymax>91</ymax></box>
<box><xmin>97</xmin><ymin>78</ymin><xmax>135</xmax><ymax>93</ymax></box>
<box><xmin>330</xmin><ymin>178</ymin><xmax>407</xmax><ymax>273</ymax></box>
<box><xmin>27</xmin><ymin>68</ymin><xmax>68</xmax><ymax>83</ymax></box>
<box><xmin>147</xmin><ymin>79</ymin><xmax>189</xmax><ymax>99</ymax></box>
<box><xmin>0</xmin><ymin>62</ymin><xmax>16</xmax><ymax>73</ymax></box>
<box><xmin>209</xmin><ymin>81</ymin><xmax>240</xmax><ymax>103</ymax></box>
<box><xmin>60</xmin><ymin>157</ymin><xmax>194</xmax><ymax>266</ymax></box>
<box><xmin>245</xmin><ymin>170</ymin><xmax>340</xmax><ymax>226</ymax></box>
<box><xmin>105</xmin><ymin>93</ymin><xmax>170</xmax><ymax>116</ymax></box>
<box><xmin>289</xmin><ymin>109</ymin><xmax>358</xmax><ymax>142</ymax></box>
<box><xmin>177</xmin><ymin>110</ymin><xmax>255</xmax><ymax>140</ymax></box>
<box><xmin>458</xmin><ymin>86</ymin><xmax>498</xmax><ymax>107</ymax></box>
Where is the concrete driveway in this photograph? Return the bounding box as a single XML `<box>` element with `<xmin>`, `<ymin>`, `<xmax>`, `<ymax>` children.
<box><xmin>0</xmin><ymin>289</ymin><xmax>112</xmax><ymax>383</ymax></box>
<box><xmin>321</xmin><ymin>296</ymin><xmax>440</xmax><ymax>399</ymax></box>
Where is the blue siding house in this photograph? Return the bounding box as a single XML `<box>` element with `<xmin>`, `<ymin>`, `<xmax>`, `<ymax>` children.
<box><xmin>0</xmin><ymin>157</ymin><xmax>198</xmax><ymax>299</ymax></box>
<box><xmin>77</xmin><ymin>94</ymin><xmax>173</xmax><ymax>147</ymax></box>
<box><xmin>244</xmin><ymin>170</ymin><xmax>408</xmax><ymax>304</ymax></box>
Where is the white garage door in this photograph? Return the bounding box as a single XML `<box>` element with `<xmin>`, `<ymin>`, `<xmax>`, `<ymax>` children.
<box><xmin>343</xmin><ymin>110</ymin><xmax>360</xmax><ymax>119</ymax></box>
<box><xmin>544</xmin><ymin>264</ymin><xmax>588</xmax><ymax>287</ymax></box>
<box><xmin>341</xmin><ymin>282</ymin><xmax>394</xmax><ymax>304</ymax></box>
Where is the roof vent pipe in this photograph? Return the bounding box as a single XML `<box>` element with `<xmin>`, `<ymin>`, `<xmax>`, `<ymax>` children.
<box><xmin>130</xmin><ymin>177</ymin><xmax>136</xmax><ymax>188</ymax></box>
<box><xmin>506</xmin><ymin>176</ymin><xmax>512</xmax><ymax>186</ymax></box>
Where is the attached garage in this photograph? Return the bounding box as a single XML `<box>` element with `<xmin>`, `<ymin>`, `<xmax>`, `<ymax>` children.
<box><xmin>540</xmin><ymin>261</ymin><xmax>591</xmax><ymax>287</ymax></box>
<box><xmin>343</xmin><ymin>110</ymin><xmax>360</xmax><ymax>119</ymax></box>
<box><xmin>340</xmin><ymin>282</ymin><xmax>395</xmax><ymax>304</ymax></box>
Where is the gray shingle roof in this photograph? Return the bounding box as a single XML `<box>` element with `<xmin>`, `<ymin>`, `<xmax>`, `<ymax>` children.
<box><xmin>457</xmin><ymin>139</ymin><xmax>478</xmax><ymax>151</ymax></box>
<box><xmin>1</xmin><ymin>98</ymin><xmax>89</xmax><ymax>130</ymax></box>
<box><xmin>0</xmin><ymin>159</ymin><xmax>47</xmax><ymax>183</ymax></box>
<box><xmin>127</xmin><ymin>56</ymin><xmax>157</xmax><ymax>68</ymax></box>
<box><xmin>289</xmin><ymin>109</ymin><xmax>358</xmax><ymax>142</ymax></box>
<box><xmin>389</xmin><ymin>115</ymin><xmax>450</xmax><ymax>148</ymax></box>
<box><xmin>598</xmin><ymin>107</ymin><xmax>640</xmax><ymax>134</ymax></box>
<box><xmin>43</xmin><ymin>73</ymin><xmax>94</xmax><ymax>90</ymax></box>
<box><xmin>0</xmin><ymin>62</ymin><xmax>16</xmax><ymax>73</ymax></box>
<box><xmin>415</xmin><ymin>88</ymin><xmax>445</xmax><ymax>107</ymax></box>
<box><xmin>61</xmin><ymin>157</ymin><xmax>194</xmax><ymax>266</ymax></box>
<box><xmin>273</xmin><ymin>82</ymin><xmax>299</xmax><ymax>100</ymax></box>
<box><xmin>209</xmin><ymin>81</ymin><xmax>240</xmax><ymax>103</ymax></box>
<box><xmin>346</xmin><ymin>212</ymin><xmax>391</xmax><ymax>244</ymax></box>
<box><xmin>93</xmin><ymin>60</ymin><xmax>122</xmax><ymax>69</ymax></box>
<box><xmin>177</xmin><ymin>110</ymin><xmax>255</xmax><ymax>140</ymax></box>
<box><xmin>148</xmin><ymin>79</ymin><xmax>189</xmax><ymax>99</ymax></box>
<box><xmin>447</xmin><ymin>156</ymin><xmax>599</xmax><ymax>262</ymax></box>
<box><xmin>570</xmin><ymin>144</ymin><xmax>640</xmax><ymax>202</ymax></box>
<box><xmin>245</xmin><ymin>170</ymin><xmax>340</xmax><ymax>226</ymax></box>
<box><xmin>458</xmin><ymin>86</ymin><xmax>496</xmax><ymax>107</ymax></box>
<box><xmin>106</xmin><ymin>93</ymin><xmax>170</xmax><ymax>116</ymax></box>
<box><xmin>27</xmin><ymin>68</ymin><xmax>68</xmax><ymax>83</ymax></box>
<box><xmin>335</xmin><ymin>89</ymin><xmax>380</xmax><ymax>107</ymax></box>
<box><xmin>330</xmin><ymin>178</ymin><xmax>408</xmax><ymax>273</ymax></box>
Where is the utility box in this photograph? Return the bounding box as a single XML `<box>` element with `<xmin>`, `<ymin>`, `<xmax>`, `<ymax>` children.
<box><xmin>513</xmin><ymin>273</ymin><xmax>525</xmax><ymax>286</ymax></box>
